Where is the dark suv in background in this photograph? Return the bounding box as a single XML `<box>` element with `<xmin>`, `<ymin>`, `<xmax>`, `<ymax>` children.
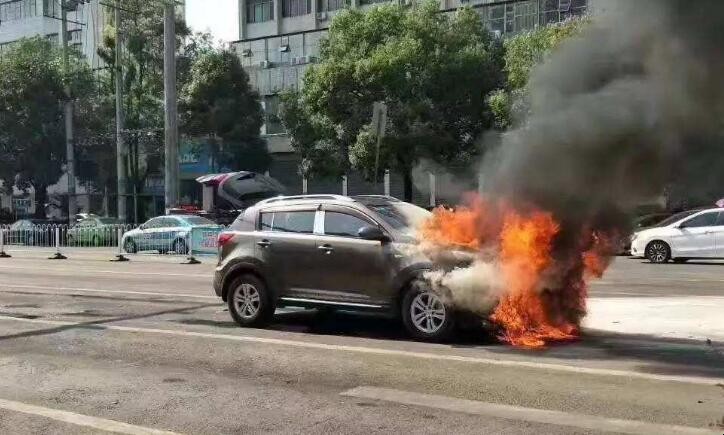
<box><xmin>213</xmin><ymin>195</ymin><xmax>467</xmax><ymax>341</ymax></box>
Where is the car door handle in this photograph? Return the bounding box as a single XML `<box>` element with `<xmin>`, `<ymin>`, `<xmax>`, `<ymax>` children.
<box><xmin>318</xmin><ymin>244</ymin><xmax>334</xmax><ymax>254</ymax></box>
<box><xmin>257</xmin><ymin>240</ymin><xmax>271</xmax><ymax>248</ymax></box>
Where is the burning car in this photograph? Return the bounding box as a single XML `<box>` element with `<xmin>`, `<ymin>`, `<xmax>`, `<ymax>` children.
<box><xmin>213</xmin><ymin>194</ymin><xmax>477</xmax><ymax>342</ymax></box>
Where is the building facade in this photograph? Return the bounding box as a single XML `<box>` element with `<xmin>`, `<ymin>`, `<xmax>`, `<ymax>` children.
<box><xmin>230</xmin><ymin>0</ymin><xmax>587</xmax><ymax>199</ymax></box>
<box><xmin>0</xmin><ymin>0</ymin><xmax>110</xmax><ymax>68</ymax></box>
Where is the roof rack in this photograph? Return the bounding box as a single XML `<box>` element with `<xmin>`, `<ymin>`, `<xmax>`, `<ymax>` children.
<box><xmin>258</xmin><ymin>194</ymin><xmax>354</xmax><ymax>205</ymax></box>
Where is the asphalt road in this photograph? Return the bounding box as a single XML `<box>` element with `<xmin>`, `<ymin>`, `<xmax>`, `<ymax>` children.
<box><xmin>0</xmin><ymin>250</ymin><xmax>722</xmax><ymax>434</ymax></box>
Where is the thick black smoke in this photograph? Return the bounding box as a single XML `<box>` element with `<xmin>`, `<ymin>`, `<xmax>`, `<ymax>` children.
<box><xmin>483</xmin><ymin>0</ymin><xmax>724</xmax><ymax>223</ymax></box>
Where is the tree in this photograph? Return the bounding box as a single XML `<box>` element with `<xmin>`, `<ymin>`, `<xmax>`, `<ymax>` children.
<box><xmin>490</xmin><ymin>17</ymin><xmax>589</xmax><ymax>129</ymax></box>
<box><xmin>96</xmin><ymin>1</ymin><xmax>193</xmax><ymax>198</ymax></box>
<box><xmin>0</xmin><ymin>37</ymin><xmax>95</xmax><ymax>218</ymax></box>
<box><xmin>181</xmin><ymin>49</ymin><xmax>268</xmax><ymax>172</ymax></box>
<box><xmin>280</xmin><ymin>2</ymin><xmax>504</xmax><ymax>201</ymax></box>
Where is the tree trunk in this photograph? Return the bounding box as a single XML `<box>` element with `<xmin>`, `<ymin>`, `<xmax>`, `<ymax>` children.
<box><xmin>403</xmin><ymin>169</ymin><xmax>413</xmax><ymax>203</ymax></box>
<box><xmin>33</xmin><ymin>184</ymin><xmax>48</xmax><ymax>219</ymax></box>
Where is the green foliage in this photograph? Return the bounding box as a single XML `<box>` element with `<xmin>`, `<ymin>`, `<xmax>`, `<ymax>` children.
<box><xmin>181</xmin><ymin>49</ymin><xmax>267</xmax><ymax>172</ymax></box>
<box><xmin>280</xmin><ymin>2</ymin><xmax>504</xmax><ymax>199</ymax></box>
<box><xmin>0</xmin><ymin>37</ymin><xmax>96</xmax><ymax>213</ymax></box>
<box><xmin>492</xmin><ymin>17</ymin><xmax>589</xmax><ymax>128</ymax></box>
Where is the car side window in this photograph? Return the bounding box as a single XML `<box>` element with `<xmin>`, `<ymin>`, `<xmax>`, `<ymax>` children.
<box><xmin>145</xmin><ymin>218</ymin><xmax>161</xmax><ymax>229</ymax></box>
<box><xmin>681</xmin><ymin>212</ymin><xmax>718</xmax><ymax>228</ymax></box>
<box><xmin>260</xmin><ymin>211</ymin><xmax>315</xmax><ymax>234</ymax></box>
<box><xmin>716</xmin><ymin>212</ymin><xmax>724</xmax><ymax>226</ymax></box>
<box><xmin>324</xmin><ymin>212</ymin><xmax>373</xmax><ymax>238</ymax></box>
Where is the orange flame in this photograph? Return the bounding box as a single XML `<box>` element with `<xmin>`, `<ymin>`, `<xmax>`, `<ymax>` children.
<box><xmin>420</xmin><ymin>196</ymin><xmax>611</xmax><ymax>348</ymax></box>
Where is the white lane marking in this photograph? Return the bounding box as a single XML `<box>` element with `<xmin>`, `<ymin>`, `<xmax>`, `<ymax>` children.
<box><xmin>341</xmin><ymin>387</ymin><xmax>718</xmax><ymax>435</ymax></box>
<box><xmin>0</xmin><ymin>397</ymin><xmax>179</xmax><ymax>435</ymax></box>
<box><xmin>0</xmin><ymin>265</ymin><xmax>211</xmax><ymax>278</ymax></box>
<box><xmin>0</xmin><ymin>284</ymin><xmax>218</xmax><ymax>300</ymax></box>
<box><xmin>0</xmin><ymin>316</ymin><xmax>720</xmax><ymax>386</ymax></box>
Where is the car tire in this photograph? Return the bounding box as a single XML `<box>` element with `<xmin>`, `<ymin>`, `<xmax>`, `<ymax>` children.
<box><xmin>227</xmin><ymin>274</ymin><xmax>275</xmax><ymax>328</ymax></box>
<box><xmin>645</xmin><ymin>240</ymin><xmax>671</xmax><ymax>264</ymax></box>
<box><xmin>123</xmin><ymin>239</ymin><xmax>137</xmax><ymax>254</ymax></box>
<box><xmin>173</xmin><ymin>238</ymin><xmax>188</xmax><ymax>255</ymax></box>
<box><xmin>401</xmin><ymin>280</ymin><xmax>455</xmax><ymax>342</ymax></box>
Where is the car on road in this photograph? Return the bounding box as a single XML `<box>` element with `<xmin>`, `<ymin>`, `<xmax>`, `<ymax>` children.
<box><xmin>617</xmin><ymin>212</ymin><xmax>673</xmax><ymax>254</ymax></box>
<box><xmin>630</xmin><ymin>207</ymin><xmax>724</xmax><ymax>263</ymax></box>
<box><xmin>213</xmin><ymin>194</ymin><xmax>476</xmax><ymax>342</ymax></box>
<box><xmin>122</xmin><ymin>215</ymin><xmax>222</xmax><ymax>255</ymax></box>
<box><xmin>67</xmin><ymin>216</ymin><xmax>122</xmax><ymax>246</ymax></box>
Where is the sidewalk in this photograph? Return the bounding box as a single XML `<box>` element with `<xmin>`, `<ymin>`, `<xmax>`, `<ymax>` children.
<box><xmin>585</xmin><ymin>296</ymin><xmax>724</xmax><ymax>344</ymax></box>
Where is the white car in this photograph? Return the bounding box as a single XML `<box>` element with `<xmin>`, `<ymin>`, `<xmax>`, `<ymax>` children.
<box><xmin>630</xmin><ymin>207</ymin><xmax>724</xmax><ymax>263</ymax></box>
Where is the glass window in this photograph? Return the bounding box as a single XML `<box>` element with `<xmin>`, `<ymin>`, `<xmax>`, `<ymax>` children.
<box><xmin>282</xmin><ymin>0</ymin><xmax>311</xmax><ymax>17</ymax></box>
<box><xmin>715</xmin><ymin>212</ymin><xmax>724</xmax><ymax>226</ymax></box>
<box><xmin>260</xmin><ymin>212</ymin><xmax>274</xmax><ymax>231</ymax></box>
<box><xmin>681</xmin><ymin>212</ymin><xmax>718</xmax><ymax>228</ymax></box>
<box><xmin>261</xmin><ymin>211</ymin><xmax>315</xmax><ymax>233</ymax></box>
<box><xmin>182</xmin><ymin>216</ymin><xmax>215</xmax><ymax>226</ymax></box>
<box><xmin>247</xmin><ymin>0</ymin><xmax>273</xmax><ymax>23</ymax></box>
<box><xmin>324</xmin><ymin>212</ymin><xmax>372</xmax><ymax>238</ymax></box>
<box><xmin>144</xmin><ymin>218</ymin><xmax>163</xmax><ymax>229</ymax></box>
<box><xmin>320</xmin><ymin>0</ymin><xmax>347</xmax><ymax>12</ymax></box>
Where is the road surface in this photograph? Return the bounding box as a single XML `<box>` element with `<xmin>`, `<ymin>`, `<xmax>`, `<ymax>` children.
<box><xmin>0</xmin><ymin>251</ymin><xmax>721</xmax><ymax>434</ymax></box>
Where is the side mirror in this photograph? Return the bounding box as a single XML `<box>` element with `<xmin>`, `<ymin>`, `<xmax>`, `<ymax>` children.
<box><xmin>358</xmin><ymin>225</ymin><xmax>390</xmax><ymax>243</ymax></box>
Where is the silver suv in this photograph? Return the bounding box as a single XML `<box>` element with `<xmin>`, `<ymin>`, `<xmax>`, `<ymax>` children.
<box><xmin>213</xmin><ymin>195</ymin><xmax>469</xmax><ymax>341</ymax></box>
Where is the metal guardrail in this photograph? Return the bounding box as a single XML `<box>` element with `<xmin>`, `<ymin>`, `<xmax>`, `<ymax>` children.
<box><xmin>0</xmin><ymin>223</ymin><xmax>226</xmax><ymax>262</ymax></box>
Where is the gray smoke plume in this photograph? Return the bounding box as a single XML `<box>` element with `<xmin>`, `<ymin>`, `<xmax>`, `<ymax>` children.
<box><xmin>425</xmin><ymin>0</ymin><xmax>724</xmax><ymax>324</ymax></box>
<box><xmin>483</xmin><ymin>0</ymin><xmax>724</xmax><ymax>219</ymax></box>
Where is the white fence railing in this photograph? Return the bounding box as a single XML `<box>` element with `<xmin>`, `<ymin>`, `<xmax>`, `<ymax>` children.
<box><xmin>0</xmin><ymin>224</ymin><xmax>226</xmax><ymax>258</ymax></box>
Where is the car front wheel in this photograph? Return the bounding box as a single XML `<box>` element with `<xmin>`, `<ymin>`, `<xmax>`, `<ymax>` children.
<box><xmin>646</xmin><ymin>240</ymin><xmax>671</xmax><ymax>263</ymax></box>
<box><xmin>402</xmin><ymin>282</ymin><xmax>455</xmax><ymax>342</ymax></box>
<box><xmin>123</xmin><ymin>238</ymin><xmax>137</xmax><ymax>254</ymax></box>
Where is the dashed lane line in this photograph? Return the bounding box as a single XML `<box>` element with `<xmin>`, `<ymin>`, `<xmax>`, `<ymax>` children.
<box><xmin>0</xmin><ymin>397</ymin><xmax>180</xmax><ymax>435</ymax></box>
<box><xmin>0</xmin><ymin>264</ymin><xmax>211</xmax><ymax>278</ymax></box>
<box><xmin>341</xmin><ymin>387</ymin><xmax>719</xmax><ymax>435</ymax></box>
<box><xmin>0</xmin><ymin>284</ymin><xmax>218</xmax><ymax>300</ymax></box>
<box><xmin>0</xmin><ymin>315</ymin><xmax>721</xmax><ymax>386</ymax></box>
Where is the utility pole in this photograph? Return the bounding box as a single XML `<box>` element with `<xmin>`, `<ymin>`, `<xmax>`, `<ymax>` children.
<box><xmin>115</xmin><ymin>0</ymin><xmax>127</xmax><ymax>222</ymax></box>
<box><xmin>60</xmin><ymin>0</ymin><xmax>77</xmax><ymax>219</ymax></box>
<box><xmin>163</xmin><ymin>0</ymin><xmax>179</xmax><ymax>212</ymax></box>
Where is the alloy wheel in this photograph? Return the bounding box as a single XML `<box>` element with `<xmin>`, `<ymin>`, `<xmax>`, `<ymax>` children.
<box><xmin>410</xmin><ymin>291</ymin><xmax>446</xmax><ymax>334</ymax></box>
<box><xmin>233</xmin><ymin>283</ymin><xmax>261</xmax><ymax>320</ymax></box>
<box><xmin>647</xmin><ymin>242</ymin><xmax>668</xmax><ymax>263</ymax></box>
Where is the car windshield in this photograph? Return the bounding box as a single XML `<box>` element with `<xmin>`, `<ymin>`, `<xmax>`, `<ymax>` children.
<box><xmin>363</xmin><ymin>200</ymin><xmax>431</xmax><ymax>235</ymax></box>
<box><xmin>181</xmin><ymin>216</ymin><xmax>216</xmax><ymax>226</ymax></box>
<box><xmin>654</xmin><ymin>209</ymin><xmax>702</xmax><ymax>227</ymax></box>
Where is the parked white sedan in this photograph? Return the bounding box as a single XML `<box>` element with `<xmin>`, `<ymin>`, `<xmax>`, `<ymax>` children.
<box><xmin>630</xmin><ymin>207</ymin><xmax>724</xmax><ymax>263</ymax></box>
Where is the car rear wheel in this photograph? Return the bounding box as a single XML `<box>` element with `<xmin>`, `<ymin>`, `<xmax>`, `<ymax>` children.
<box><xmin>123</xmin><ymin>239</ymin><xmax>137</xmax><ymax>254</ymax></box>
<box><xmin>402</xmin><ymin>281</ymin><xmax>455</xmax><ymax>342</ymax></box>
<box><xmin>646</xmin><ymin>240</ymin><xmax>670</xmax><ymax>263</ymax></box>
<box><xmin>228</xmin><ymin>274</ymin><xmax>275</xmax><ymax>327</ymax></box>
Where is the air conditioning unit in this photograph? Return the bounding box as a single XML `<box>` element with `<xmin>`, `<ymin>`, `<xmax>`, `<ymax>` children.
<box><xmin>258</xmin><ymin>60</ymin><xmax>271</xmax><ymax>69</ymax></box>
<box><xmin>290</xmin><ymin>57</ymin><xmax>300</xmax><ymax>65</ymax></box>
<box><xmin>317</xmin><ymin>11</ymin><xmax>328</xmax><ymax>21</ymax></box>
<box><xmin>559</xmin><ymin>0</ymin><xmax>571</xmax><ymax>12</ymax></box>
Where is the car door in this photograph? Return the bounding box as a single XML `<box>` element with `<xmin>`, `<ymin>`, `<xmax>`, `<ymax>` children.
<box><xmin>312</xmin><ymin>205</ymin><xmax>393</xmax><ymax>306</ymax></box>
<box><xmin>254</xmin><ymin>206</ymin><xmax>321</xmax><ymax>297</ymax></box>
<box><xmin>671</xmin><ymin>211</ymin><xmax>720</xmax><ymax>257</ymax></box>
<box><xmin>138</xmin><ymin>217</ymin><xmax>162</xmax><ymax>251</ymax></box>
<box><xmin>713</xmin><ymin>211</ymin><xmax>724</xmax><ymax>257</ymax></box>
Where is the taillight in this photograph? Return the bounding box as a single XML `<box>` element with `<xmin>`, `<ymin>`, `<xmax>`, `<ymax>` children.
<box><xmin>218</xmin><ymin>232</ymin><xmax>234</xmax><ymax>247</ymax></box>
